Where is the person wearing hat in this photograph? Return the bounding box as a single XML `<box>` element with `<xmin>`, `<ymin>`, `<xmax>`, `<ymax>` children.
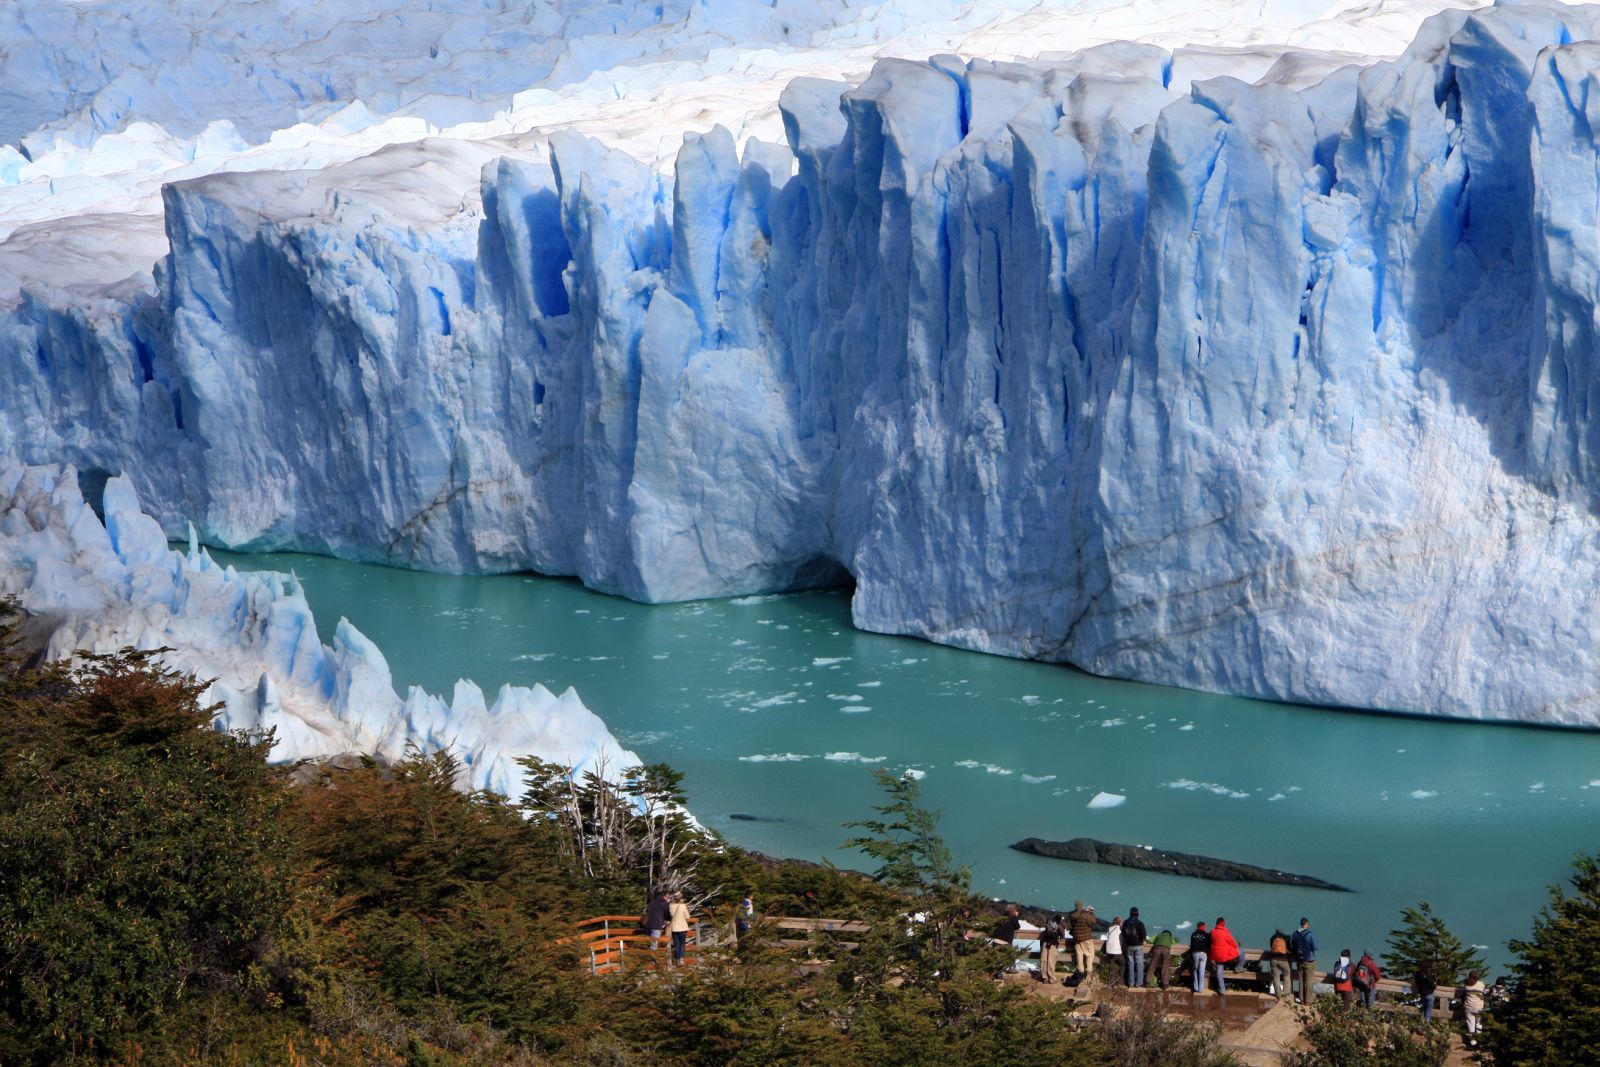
<box><xmin>1067</xmin><ymin>899</ymin><xmax>1098</xmax><ymax>980</ymax></box>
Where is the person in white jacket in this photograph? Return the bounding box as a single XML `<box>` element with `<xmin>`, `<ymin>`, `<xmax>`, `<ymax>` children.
<box><xmin>1104</xmin><ymin>916</ymin><xmax>1125</xmax><ymax>986</ymax></box>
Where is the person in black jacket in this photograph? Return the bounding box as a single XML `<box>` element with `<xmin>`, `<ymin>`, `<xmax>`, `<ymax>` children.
<box><xmin>1413</xmin><ymin>963</ymin><xmax>1438</xmax><ymax>1022</ymax></box>
<box><xmin>1189</xmin><ymin>922</ymin><xmax>1212</xmax><ymax>993</ymax></box>
<box><xmin>644</xmin><ymin>889</ymin><xmax>671</xmax><ymax>951</ymax></box>
<box><xmin>1122</xmin><ymin>907</ymin><xmax>1148</xmax><ymax>988</ymax></box>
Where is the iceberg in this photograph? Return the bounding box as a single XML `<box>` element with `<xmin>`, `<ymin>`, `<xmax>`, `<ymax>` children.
<box><xmin>10</xmin><ymin>0</ymin><xmax>1600</xmax><ymax>725</ymax></box>
<box><xmin>0</xmin><ymin>463</ymin><xmax>640</xmax><ymax>797</ymax></box>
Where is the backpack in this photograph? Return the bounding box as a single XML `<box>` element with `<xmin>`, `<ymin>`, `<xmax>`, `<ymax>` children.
<box><xmin>1270</xmin><ymin>934</ymin><xmax>1289</xmax><ymax>956</ymax></box>
<box><xmin>1355</xmin><ymin>961</ymin><xmax>1376</xmax><ymax>988</ymax></box>
<box><xmin>1333</xmin><ymin>958</ymin><xmax>1351</xmax><ymax>982</ymax></box>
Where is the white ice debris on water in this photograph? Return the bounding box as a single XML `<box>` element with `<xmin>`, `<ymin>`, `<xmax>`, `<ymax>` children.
<box><xmin>17</xmin><ymin>0</ymin><xmax>1600</xmax><ymax>725</ymax></box>
<box><xmin>0</xmin><ymin>463</ymin><xmax>638</xmax><ymax>798</ymax></box>
<box><xmin>1087</xmin><ymin>791</ymin><xmax>1127</xmax><ymax>809</ymax></box>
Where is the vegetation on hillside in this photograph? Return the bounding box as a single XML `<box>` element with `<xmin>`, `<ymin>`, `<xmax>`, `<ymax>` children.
<box><xmin>1</xmin><ymin>595</ymin><xmax>1596</xmax><ymax>1065</ymax></box>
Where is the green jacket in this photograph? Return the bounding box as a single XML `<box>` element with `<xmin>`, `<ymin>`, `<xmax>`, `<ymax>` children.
<box><xmin>1150</xmin><ymin>930</ymin><xmax>1178</xmax><ymax>949</ymax></box>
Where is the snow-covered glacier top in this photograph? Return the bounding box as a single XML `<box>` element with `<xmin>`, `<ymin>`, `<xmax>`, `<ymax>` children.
<box><xmin>0</xmin><ymin>463</ymin><xmax>639</xmax><ymax>796</ymax></box>
<box><xmin>10</xmin><ymin>0</ymin><xmax>1600</xmax><ymax>727</ymax></box>
<box><xmin>0</xmin><ymin>0</ymin><xmax>1485</xmax><ymax>299</ymax></box>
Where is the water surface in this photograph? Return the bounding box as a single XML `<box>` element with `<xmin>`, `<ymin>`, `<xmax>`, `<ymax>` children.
<box><xmin>218</xmin><ymin>550</ymin><xmax>1600</xmax><ymax>970</ymax></box>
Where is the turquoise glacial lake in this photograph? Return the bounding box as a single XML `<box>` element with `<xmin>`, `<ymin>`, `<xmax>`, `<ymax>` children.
<box><xmin>220</xmin><ymin>550</ymin><xmax>1599</xmax><ymax>970</ymax></box>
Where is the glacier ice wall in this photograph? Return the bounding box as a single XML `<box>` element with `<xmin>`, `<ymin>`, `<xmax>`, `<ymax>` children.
<box><xmin>9</xmin><ymin>1</ymin><xmax>1600</xmax><ymax>723</ymax></box>
<box><xmin>0</xmin><ymin>462</ymin><xmax>640</xmax><ymax>796</ymax></box>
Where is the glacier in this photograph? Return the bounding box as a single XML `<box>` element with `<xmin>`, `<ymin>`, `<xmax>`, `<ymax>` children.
<box><xmin>8</xmin><ymin>0</ymin><xmax>1600</xmax><ymax>725</ymax></box>
<box><xmin>0</xmin><ymin>462</ymin><xmax>640</xmax><ymax>796</ymax></box>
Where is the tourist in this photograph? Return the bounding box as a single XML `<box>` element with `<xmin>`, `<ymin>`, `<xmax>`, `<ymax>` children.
<box><xmin>1104</xmin><ymin>915</ymin><xmax>1124</xmax><ymax>986</ymax></box>
<box><xmin>1122</xmin><ymin>906</ymin><xmax>1148</xmax><ymax>989</ymax></box>
<box><xmin>1189</xmin><ymin>921</ymin><xmax>1211</xmax><ymax>993</ymax></box>
<box><xmin>1038</xmin><ymin>917</ymin><xmax>1063</xmax><ymax>984</ymax></box>
<box><xmin>1413</xmin><ymin>962</ymin><xmax>1438</xmax><ymax>1022</ymax></box>
<box><xmin>1354</xmin><ymin>949</ymin><xmax>1382</xmax><ymax>1008</ymax></box>
<box><xmin>1208</xmin><ymin>917</ymin><xmax>1240</xmax><ymax>994</ymax></box>
<box><xmin>736</xmin><ymin>892</ymin><xmax>754</xmax><ymax>940</ymax></box>
<box><xmin>1291</xmin><ymin>916</ymin><xmax>1319</xmax><ymax>1005</ymax></box>
<box><xmin>1068</xmin><ymin>900</ymin><xmax>1098</xmax><ymax>981</ymax></box>
<box><xmin>991</xmin><ymin>904</ymin><xmax>1023</xmax><ymax>947</ymax></box>
<box><xmin>1266</xmin><ymin>928</ymin><xmax>1292</xmax><ymax>999</ymax></box>
<box><xmin>669</xmin><ymin>892</ymin><xmax>692</xmax><ymax>966</ymax></box>
<box><xmin>1461</xmin><ymin>970</ymin><xmax>1486</xmax><ymax>1047</ymax></box>
<box><xmin>1148</xmin><ymin>928</ymin><xmax>1178</xmax><ymax>989</ymax></box>
<box><xmin>1333</xmin><ymin>949</ymin><xmax>1355</xmax><ymax>1006</ymax></box>
<box><xmin>644</xmin><ymin>888</ymin><xmax>671</xmax><ymax>952</ymax></box>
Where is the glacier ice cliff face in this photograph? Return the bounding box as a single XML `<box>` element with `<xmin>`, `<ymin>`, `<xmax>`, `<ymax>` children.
<box><xmin>0</xmin><ymin>463</ymin><xmax>640</xmax><ymax>796</ymax></box>
<box><xmin>9</xmin><ymin>1</ymin><xmax>1600</xmax><ymax>724</ymax></box>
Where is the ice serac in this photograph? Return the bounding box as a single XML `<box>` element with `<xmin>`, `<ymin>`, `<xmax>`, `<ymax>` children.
<box><xmin>0</xmin><ymin>463</ymin><xmax>639</xmax><ymax>797</ymax></box>
<box><xmin>15</xmin><ymin>2</ymin><xmax>1600</xmax><ymax>725</ymax></box>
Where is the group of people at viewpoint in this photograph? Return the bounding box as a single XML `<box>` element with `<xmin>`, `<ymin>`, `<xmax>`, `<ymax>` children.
<box><xmin>1028</xmin><ymin>908</ymin><xmax>1493</xmax><ymax>1043</ymax></box>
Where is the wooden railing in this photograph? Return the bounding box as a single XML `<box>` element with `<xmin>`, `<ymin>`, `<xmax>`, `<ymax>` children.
<box><xmin>572</xmin><ymin>914</ymin><xmax>714</xmax><ymax>975</ymax></box>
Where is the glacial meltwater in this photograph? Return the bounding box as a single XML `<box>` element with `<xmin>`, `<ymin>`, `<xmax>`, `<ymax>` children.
<box><xmin>221</xmin><ymin>550</ymin><xmax>1600</xmax><ymax>968</ymax></box>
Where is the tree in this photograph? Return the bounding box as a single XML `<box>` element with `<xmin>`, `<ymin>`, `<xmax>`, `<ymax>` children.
<box><xmin>0</xmin><ymin>642</ymin><xmax>296</xmax><ymax>1061</ymax></box>
<box><xmin>842</xmin><ymin>768</ymin><xmax>963</xmax><ymax>899</ymax></box>
<box><xmin>1285</xmin><ymin>998</ymin><xmax>1450</xmax><ymax>1067</ymax></box>
<box><xmin>1383</xmin><ymin>901</ymin><xmax>1484</xmax><ymax>987</ymax></box>
<box><xmin>1484</xmin><ymin>853</ymin><xmax>1600</xmax><ymax>1065</ymax></box>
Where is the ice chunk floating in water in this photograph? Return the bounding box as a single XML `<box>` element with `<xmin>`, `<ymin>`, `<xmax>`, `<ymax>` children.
<box><xmin>0</xmin><ymin>464</ymin><xmax>638</xmax><ymax>797</ymax></box>
<box><xmin>14</xmin><ymin>1</ymin><xmax>1600</xmax><ymax>725</ymax></box>
<box><xmin>1087</xmin><ymin>792</ymin><xmax>1127</xmax><ymax>810</ymax></box>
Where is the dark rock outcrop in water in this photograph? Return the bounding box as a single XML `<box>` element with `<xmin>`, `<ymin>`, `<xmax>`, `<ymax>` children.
<box><xmin>1011</xmin><ymin>837</ymin><xmax>1351</xmax><ymax>892</ymax></box>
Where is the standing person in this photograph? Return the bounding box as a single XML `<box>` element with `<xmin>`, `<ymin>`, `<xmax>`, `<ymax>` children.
<box><xmin>1267</xmin><ymin>928</ymin><xmax>1292</xmax><ymax>999</ymax></box>
<box><xmin>1461</xmin><ymin>970</ymin><xmax>1487</xmax><ymax>1047</ymax></box>
<box><xmin>1122</xmin><ymin>907</ymin><xmax>1148</xmax><ymax>989</ymax></box>
<box><xmin>1413</xmin><ymin>963</ymin><xmax>1438</xmax><ymax>1022</ymax></box>
<box><xmin>1354</xmin><ymin>949</ymin><xmax>1382</xmax><ymax>1009</ymax></box>
<box><xmin>991</xmin><ymin>904</ymin><xmax>1023</xmax><ymax>946</ymax></box>
<box><xmin>644</xmin><ymin>888</ymin><xmax>672</xmax><ymax>952</ymax></box>
<box><xmin>1333</xmin><ymin>949</ymin><xmax>1355</xmax><ymax>1006</ymax></box>
<box><xmin>736</xmin><ymin>892</ymin><xmax>754</xmax><ymax>940</ymax></box>
<box><xmin>1148</xmin><ymin>928</ymin><xmax>1177</xmax><ymax>989</ymax></box>
<box><xmin>1068</xmin><ymin>900</ymin><xmax>1098</xmax><ymax>982</ymax></box>
<box><xmin>1208</xmin><ymin>917</ymin><xmax>1240</xmax><ymax>995</ymax></box>
<box><xmin>1189</xmin><ymin>922</ymin><xmax>1211</xmax><ymax>993</ymax></box>
<box><xmin>1038</xmin><ymin>917</ymin><xmax>1063</xmax><ymax>984</ymax></box>
<box><xmin>1291</xmin><ymin>916</ymin><xmax>1319</xmax><ymax>1005</ymax></box>
<box><xmin>669</xmin><ymin>892</ymin><xmax>692</xmax><ymax>966</ymax></box>
<box><xmin>1104</xmin><ymin>915</ymin><xmax>1125</xmax><ymax>986</ymax></box>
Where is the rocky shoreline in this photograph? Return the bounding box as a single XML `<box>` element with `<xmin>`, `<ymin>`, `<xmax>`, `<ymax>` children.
<box><xmin>1011</xmin><ymin>837</ymin><xmax>1350</xmax><ymax>892</ymax></box>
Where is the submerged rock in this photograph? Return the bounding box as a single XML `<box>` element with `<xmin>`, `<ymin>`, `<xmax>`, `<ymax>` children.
<box><xmin>1011</xmin><ymin>837</ymin><xmax>1350</xmax><ymax>892</ymax></box>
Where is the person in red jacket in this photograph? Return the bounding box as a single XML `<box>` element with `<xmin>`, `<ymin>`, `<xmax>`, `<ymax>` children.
<box><xmin>1207</xmin><ymin>917</ymin><xmax>1240</xmax><ymax>994</ymax></box>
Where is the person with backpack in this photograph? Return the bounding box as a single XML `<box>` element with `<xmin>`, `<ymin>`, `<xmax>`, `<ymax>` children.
<box><xmin>1353</xmin><ymin>949</ymin><xmax>1382</xmax><ymax>1008</ymax></box>
<box><xmin>1188</xmin><ymin>922</ymin><xmax>1211</xmax><ymax>993</ymax></box>
<box><xmin>1332</xmin><ymin>948</ymin><xmax>1355</xmax><ymax>1006</ymax></box>
<box><xmin>1291</xmin><ymin>916</ymin><xmax>1319</xmax><ymax>1005</ymax></box>
<box><xmin>1037</xmin><ymin>917</ymin><xmax>1063</xmax><ymax>984</ymax></box>
<box><xmin>1266</xmin><ymin>929</ymin><xmax>1292</xmax><ymax>999</ymax></box>
<box><xmin>1122</xmin><ymin>907</ymin><xmax>1148</xmax><ymax>989</ymax></box>
<box><xmin>1208</xmin><ymin>917</ymin><xmax>1240</xmax><ymax>994</ymax></box>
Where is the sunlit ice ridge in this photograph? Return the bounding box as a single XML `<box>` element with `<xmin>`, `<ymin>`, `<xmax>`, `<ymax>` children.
<box><xmin>12</xmin><ymin>0</ymin><xmax>1600</xmax><ymax>726</ymax></box>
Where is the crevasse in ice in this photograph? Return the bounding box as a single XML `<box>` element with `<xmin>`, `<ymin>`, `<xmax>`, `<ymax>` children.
<box><xmin>7</xmin><ymin>1</ymin><xmax>1600</xmax><ymax>724</ymax></box>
